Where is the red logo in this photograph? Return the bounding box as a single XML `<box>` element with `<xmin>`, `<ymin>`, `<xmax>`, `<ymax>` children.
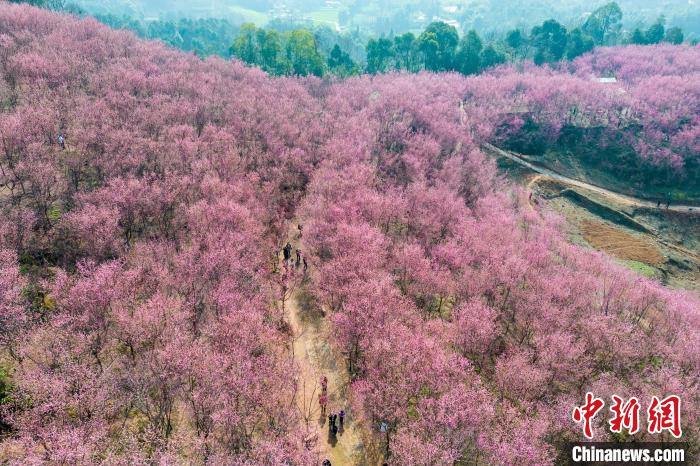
<box><xmin>609</xmin><ymin>395</ymin><xmax>640</xmax><ymax>435</ymax></box>
<box><xmin>647</xmin><ymin>395</ymin><xmax>682</xmax><ymax>438</ymax></box>
<box><xmin>572</xmin><ymin>392</ymin><xmax>605</xmax><ymax>439</ymax></box>
<box><xmin>573</xmin><ymin>393</ymin><xmax>682</xmax><ymax>439</ymax></box>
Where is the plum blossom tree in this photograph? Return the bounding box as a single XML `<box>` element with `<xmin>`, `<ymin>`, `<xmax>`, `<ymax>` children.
<box><xmin>0</xmin><ymin>249</ymin><xmax>26</xmax><ymax>353</ymax></box>
<box><xmin>296</xmin><ymin>51</ymin><xmax>700</xmax><ymax>463</ymax></box>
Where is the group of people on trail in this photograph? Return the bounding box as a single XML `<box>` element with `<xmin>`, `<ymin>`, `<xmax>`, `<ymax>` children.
<box><xmin>282</xmin><ymin>241</ymin><xmax>307</xmax><ymax>271</ymax></box>
<box><xmin>328</xmin><ymin>410</ymin><xmax>345</xmax><ymax>438</ymax></box>
<box><xmin>318</xmin><ymin>375</ymin><xmax>345</xmax><ymax>440</ymax></box>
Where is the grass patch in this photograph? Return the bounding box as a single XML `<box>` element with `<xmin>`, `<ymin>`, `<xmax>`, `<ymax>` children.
<box><xmin>48</xmin><ymin>205</ymin><xmax>62</xmax><ymax>222</ymax></box>
<box><xmin>308</xmin><ymin>8</ymin><xmax>339</xmax><ymax>25</ymax></box>
<box><xmin>227</xmin><ymin>6</ymin><xmax>269</xmax><ymax>25</ymax></box>
<box><xmin>0</xmin><ymin>365</ymin><xmax>14</xmax><ymax>433</ymax></box>
<box><xmin>620</xmin><ymin>259</ymin><xmax>659</xmax><ymax>278</ymax></box>
<box><xmin>0</xmin><ymin>366</ymin><xmax>13</xmax><ymax>405</ymax></box>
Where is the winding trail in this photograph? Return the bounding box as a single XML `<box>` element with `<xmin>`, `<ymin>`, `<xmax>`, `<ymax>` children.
<box><xmin>282</xmin><ymin>225</ymin><xmax>374</xmax><ymax>465</ymax></box>
<box><xmin>486</xmin><ymin>144</ymin><xmax>700</xmax><ymax>263</ymax></box>
<box><xmin>483</xmin><ymin>143</ymin><xmax>699</xmax><ymax>213</ymax></box>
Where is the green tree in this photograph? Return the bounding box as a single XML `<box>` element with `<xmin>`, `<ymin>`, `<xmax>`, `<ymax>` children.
<box><xmin>394</xmin><ymin>32</ymin><xmax>419</xmax><ymax>72</ymax></box>
<box><xmin>418</xmin><ymin>21</ymin><xmax>459</xmax><ymax>72</ymax></box>
<box><xmin>566</xmin><ymin>28</ymin><xmax>595</xmax><ymax>60</ymax></box>
<box><xmin>531</xmin><ymin>19</ymin><xmax>568</xmax><ymax>64</ymax></box>
<box><xmin>480</xmin><ymin>44</ymin><xmax>506</xmax><ymax>69</ymax></box>
<box><xmin>456</xmin><ymin>29</ymin><xmax>483</xmax><ymax>75</ymax></box>
<box><xmin>663</xmin><ymin>26</ymin><xmax>684</xmax><ymax>44</ymax></box>
<box><xmin>506</xmin><ymin>29</ymin><xmax>523</xmax><ymax>50</ymax></box>
<box><xmin>285</xmin><ymin>30</ymin><xmax>325</xmax><ymax>77</ymax></box>
<box><xmin>257</xmin><ymin>29</ymin><xmax>282</xmax><ymax>73</ymax></box>
<box><xmin>328</xmin><ymin>44</ymin><xmax>359</xmax><ymax>77</ymax></box>
<box><xmin>366</xmin><ymin>38</ymin><xmax>394</xmax><ymax>74</ymax></box>
<box><xmin>645</xmin><ymin>17</ymin><xmax>666</xmax><ymax>44</ymax></box>
<box><xmin>95</xmin><ymin>14</ymin><xmax>145</xmax><ymax>36</ymax></box>
<box><xmin>230</xmin><ymin>23</ymin><xmax>259</xmax><ymax>64</ymax></box>
<box><xmin>582</xmin><ymin>2</ymin><xmax>623</xmax><ymax>45</ymax></box>
<box><xmin>631</xmin><ymin>28</ymin><xmax>646</xmax><ymax>44</ymax></box>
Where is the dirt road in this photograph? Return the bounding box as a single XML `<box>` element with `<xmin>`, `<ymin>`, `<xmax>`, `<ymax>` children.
<box><xmin>483</xmin><ymin>143</ymin><xmax>699</xmax><ymax>214</ymax></box>
<box><xmin>288</xmin><ymin>289</ymin><xmax>367</xmax><ymax>465</ymax></box>
<box><xmin>282</xmin><ymin>226</ymin><xmax>372</xmax><ymax>465</ymax></box>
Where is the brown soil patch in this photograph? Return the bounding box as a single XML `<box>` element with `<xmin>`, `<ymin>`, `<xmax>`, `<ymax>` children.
<box><xmin>529</xmin><ymin>175</ymin><xmax>565</xmax><ymax>196</ymax></box>
<box><xmin>580</xmin><ymin>220</ymin><xmax>665</xmax><ymax>266</ymax></box>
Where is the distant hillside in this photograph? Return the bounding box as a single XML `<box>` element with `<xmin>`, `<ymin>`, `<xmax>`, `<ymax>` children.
<box><xmin>69</xmin><ymin>0</ymin><xmax>700</xmax><ymax>38</ymax></box>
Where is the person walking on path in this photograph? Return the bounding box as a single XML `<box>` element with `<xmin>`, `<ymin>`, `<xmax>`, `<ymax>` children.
<box><xmin>319</xmin><ymin>393</ymin><xmax>328</xmax><ymax>416</ymax></box>
<box><xmin>57</xmin><ymin>134</ymin><xmax>65</xmax><ymax>150</ymax></box>
<box><xmin>339</xmin><ymin>409</ymin><xmax>345</xmax><ymax>428</ymax></box>
<box><xmin>283</xmin><ymin>242</ymin><xmax>292</xmax><ymax>264</ymax></box>
<box><xmin>329</xmin><ymin>412</ymin><xmax>338</xmax><ymax>439</ymax></box>
<box><xmin>295</xmin><ymin>248</ymin><xmax>302</xmax><ymax>268</ymax></box>
<box><xmin>320</xmin><ymin>375</ymin><xmax>328</xmax><ymax>393</ymax></box>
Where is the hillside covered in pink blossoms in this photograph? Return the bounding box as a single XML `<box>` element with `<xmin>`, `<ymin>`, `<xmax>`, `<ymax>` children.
<box><xmin>0</xmin><ymin>4</ymin><xmax>698</xmax><ymax>464</ymax></box>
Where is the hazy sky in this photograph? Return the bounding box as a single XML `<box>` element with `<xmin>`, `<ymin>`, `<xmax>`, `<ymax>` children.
<box><xmin>73</xmin><ymin>0</ymin><xmax>700</xmax><ymax>35</ymax></box>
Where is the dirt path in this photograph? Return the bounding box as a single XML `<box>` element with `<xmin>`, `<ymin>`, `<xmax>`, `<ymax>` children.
<box><xmin>484</xmin><ymin>143</ymin><xmax>699</xmax><ymax>213</ymax></box>
<box><xmin>288</xmin><ymin>292</ymin><xmax>368</xmax><ymax>465</ymax></box>
<box><xmin>282</xmin><ymin>227</ymin><xmax>372</xmax><ymax>465</ymax></box>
